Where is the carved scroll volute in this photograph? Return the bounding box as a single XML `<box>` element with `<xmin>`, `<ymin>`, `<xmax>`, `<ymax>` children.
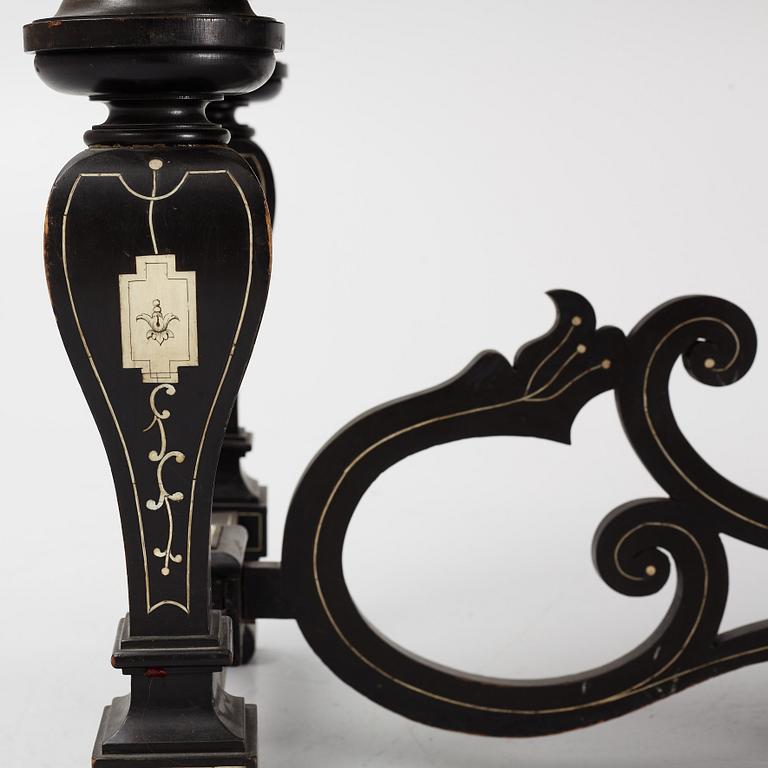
<box><xmin>26</xmin><ymin>4</ymin><xmax>283</xmax><ymax>639</ymax></box>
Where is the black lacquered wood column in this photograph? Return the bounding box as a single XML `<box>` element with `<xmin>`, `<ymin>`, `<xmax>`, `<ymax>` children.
<box><xmin>209</xmin><ymin>63</ymin><xmax>286</xmax><ymax>567</ymax></box>
<box><xmin>208</xmin><ymin>62</ymin><xmax>286</xmax><ymax>219</ymax></box>
<box><xmin>24</xmin><ymin>2</ymin><xmax>283</xmax><ymax>765</ymax></box>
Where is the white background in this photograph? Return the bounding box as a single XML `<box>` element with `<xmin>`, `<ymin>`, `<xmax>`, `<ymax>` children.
<box><xmin>4</xmin><ymin>1</ymin><xmax>768</xmax><ymax>766</ymax></box>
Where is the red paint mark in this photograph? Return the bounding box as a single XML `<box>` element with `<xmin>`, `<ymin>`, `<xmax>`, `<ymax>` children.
<box><xmin>144</xmin><ymin>668</ymin><xmax>168</xmax><ymax>679</ymax></box>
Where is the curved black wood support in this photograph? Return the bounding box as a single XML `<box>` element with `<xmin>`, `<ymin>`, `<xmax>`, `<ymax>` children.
<box><xmin>282</xmin><ymin>290</ymin><xmax>768</xmax><ymax>737</ymax></box>
<box><xmin>208</xmin><ymin>62</ymin><xmax>286</xmax><ymax>667</ymax></box>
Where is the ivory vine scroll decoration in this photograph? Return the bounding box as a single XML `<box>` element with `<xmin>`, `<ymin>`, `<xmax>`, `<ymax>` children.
<box><xmin>144</xmin><ymin>384</ymin><xmax>186</xmax><ymax>576</ymax></box>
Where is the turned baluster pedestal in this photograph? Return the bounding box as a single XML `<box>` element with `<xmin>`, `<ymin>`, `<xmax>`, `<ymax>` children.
<box><xmin>25</xmin><ymin>2</ymin><xmax>284</xmax><ymax>765</ymax></box>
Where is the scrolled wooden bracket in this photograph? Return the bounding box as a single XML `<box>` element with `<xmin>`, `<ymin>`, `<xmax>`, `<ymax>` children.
<box><xmin>279</xmin><ymin>290</ymin><xmax>767</xmax><ymax>737</ymax></box>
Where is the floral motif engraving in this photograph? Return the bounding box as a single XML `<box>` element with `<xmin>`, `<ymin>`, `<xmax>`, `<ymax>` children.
<box><xmin>144</xmin><ymin>384</ymin><xmax>185</xmax><ymax>576</ymax></box>
<box><xmin>119</xmin><ymin>254</ymin><xmax>199</xmax><ymax>385</ymax></box>
<box><xmin>137</xmin><ymin>299</ymin><xmax>179</xmax><ymax>346</ymax></box>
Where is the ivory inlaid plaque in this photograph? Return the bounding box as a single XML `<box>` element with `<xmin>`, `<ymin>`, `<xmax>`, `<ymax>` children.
<box><xmin>119</xmin><ymin>254</ymin><xmax>199</xmax><ymax>384</ymax></box>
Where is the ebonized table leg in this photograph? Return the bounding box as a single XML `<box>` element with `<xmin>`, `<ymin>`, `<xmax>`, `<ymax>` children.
<box><xmin>208</xmin><ymin>64</ymin><xmax>286</xmax><ymax>665</ymax></box>
<box><xmin>24</xmin><ymin>3</ymin><xmax>284</xmax><ymax>765</ymax></box>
